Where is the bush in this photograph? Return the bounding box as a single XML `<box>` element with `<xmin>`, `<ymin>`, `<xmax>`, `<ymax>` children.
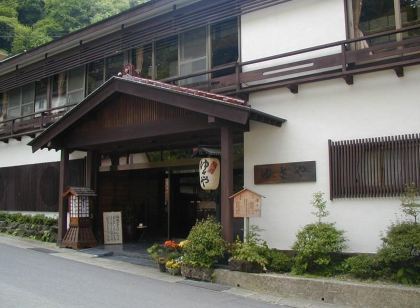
<box><xmin>292</xmin><ymin>192</ymin><xmax>346</xmax><ymax>275</ymax></box>
<box><xmin>293</xmin><ymin>223</ymin><xmax>346</xmax><ymax>275</ymax></box>
<box><xmin>183</xmin><ymin>217</ymin><xmax>226</xmax><ymax>268</ymax></box>
<box><xmin>344</xmin><ymin>255</ymin><xmax>380</xmax><ymax>279</ymax></box>
<box><xmin>230</xmin><ymin>226</ymin><xmax>269</xmax><ymax>268</ymax></box>
<box><xmin>266</xmin><ymin>249</ymin><xmax>293</xmax><ymax>273</ymax></box>
<box><xmin>0</xmin><ymin>212</ymin><xmax>57</xmax><ymax>242</ymax></box>
<box><xmin>377</xmin><ymin>222</ymin><xmax>420</xmax><ymax>284</ymax></box>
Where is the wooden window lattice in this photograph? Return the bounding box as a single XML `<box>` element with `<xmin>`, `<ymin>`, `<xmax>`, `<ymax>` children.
<box><xmin>329</xmin><ymin>134</ymin><xmax>420</xmax><ymax>199</ymax></box>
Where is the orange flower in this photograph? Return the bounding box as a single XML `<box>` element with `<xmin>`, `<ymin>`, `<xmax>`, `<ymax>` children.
<box><xmin>164</xmin><ymin>240</ymin><xmax>179</xmax><ymax>249</ymax></box>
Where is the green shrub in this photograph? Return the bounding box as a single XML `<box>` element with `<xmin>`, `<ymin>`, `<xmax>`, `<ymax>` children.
<box><xmin>266</xmin><ymin>249</ymin><xmax>293</xmax><ymax>273</ymax></box>
<box><xmin>377</xmin><ymin>222</ymin><xmax>420</xmax><ymax>284</ymax></box>
<box><xmin>293</xmin><ymin>222</ymin><xmax>346</xmax><ymax>275</ymax></box>
<box><xmin>344</xmin><ymin>255</ymin><xmax>380</xmax><ymax>279</ymax></box>
<box><xmin>183</xmin><ymin>217</ymin><xmax>226</xmax><ymax>268</ymax></box>
<box><xmin>292</xmin><ymin>192</ymin><xmax>346</xmax><ymax>275</ymax></box>
<box><xmin>230</xmin><ymin>225</ymin><xmax>269</xmax><ymax>268</ymax></box>
<box><xmin>0</xmin><ymin>212</ymin><xmax>57</xmax><ymax>242</ymax></box>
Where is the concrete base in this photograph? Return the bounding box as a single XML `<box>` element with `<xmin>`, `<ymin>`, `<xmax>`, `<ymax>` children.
<box><xmin>214</xmin><ymin>269</ymin><xmax>420</xmax><ymax>308</ymax></box>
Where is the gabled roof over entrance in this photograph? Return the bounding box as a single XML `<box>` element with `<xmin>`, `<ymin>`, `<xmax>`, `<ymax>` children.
<box><xmin>29</xmin><ymin>76</ymin><xmax>285</xmax><ymax>153</ymax></box>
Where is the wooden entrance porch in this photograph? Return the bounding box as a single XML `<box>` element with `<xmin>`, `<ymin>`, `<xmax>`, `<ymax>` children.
<box><xmin>29</xmin><ymin>76</ymin><xmax>285</xmax><ymax>245</ymax></box>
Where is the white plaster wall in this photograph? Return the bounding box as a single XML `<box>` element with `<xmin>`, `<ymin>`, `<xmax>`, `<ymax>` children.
<box><xmin>0</xmin><ymin>137</ymin><xmax>60</xmax><ymax>167</ymax></box>
<box><xmin>244</xmin><ymin>66</ymin><xmax>420</xmax><ymax>253</ymax></box>
<box><xmin>241</xmin><ymin>0</ymin><xmax>346</xmax><ymax>71</ymax></box>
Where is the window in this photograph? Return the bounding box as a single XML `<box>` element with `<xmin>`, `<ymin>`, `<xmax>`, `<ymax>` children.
<box><xmin>211</xmin><ymin>18</ymin><xmax>239</xmax><ymax>78</ymax></box>
<box><xmin>350</xmin><ymin>0</ymin><xmax>420</xmax><ymax>46</ymax></box>
<box><xmin>87</xmin><ymin>59</ymin><xmax>105</xmax><ymax>94</ymax></box>
<box><xmin>52</xmin><ymin>66</ymin><xmax>85</xmax><ymax>107</ymax></box>
<box><xmin>21</xmin><ymin>84</ymin><xmax>35</xmax><ymax>116</ymax></box>
<box><xmin>179</xmin><ymin>27</ymin><xmax>208</xmax><ymax>85</ymax></box>
<box><xmin>156</xmin><ymin>36</ymin><xmax>179</xmax><ymax>79</ymax></box>
<box><xmin>67</xmin><ymin>66</ymin><xmax>85</xmax><ymax>105</ymax></box>
<box><xmin>35</xmin><ymin>78</ymin><xmax>48</xmax><ymax>113</ymax></box>
<box><xmin>105</xmin><ymin>53</ymin><xmax>124</xmax><ymax>80</ymax></box>
<box><xmin>132</xmin><ymin>44</ymin><xmax>153</xmax><ymax>78</ymax></box>
<box><xmin>329</xmin><ymin>134</ymin><xmax>420</xmax><ymax>199</ymax></box>
<box><xmin>7</xmin><ymin>88</ymin><xmax>20</xmax><ymax>118</ymax></box>
<box><xmin>0</xmin><ymin>93</ymin><xmax>5</xmax><ymax>121</ymax></box>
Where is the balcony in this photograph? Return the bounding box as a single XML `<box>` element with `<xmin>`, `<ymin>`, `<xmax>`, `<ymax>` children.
<box><xmin>1</xmin><ymin>25</ymin><xmax>420</xmax><ymax>142</ymax></box>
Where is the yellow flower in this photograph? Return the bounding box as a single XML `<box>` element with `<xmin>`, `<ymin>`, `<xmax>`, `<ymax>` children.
<box><xmin>179</xmin><ymin>240</ymin><xmax>190</xmax><ymax>248</ymax></box>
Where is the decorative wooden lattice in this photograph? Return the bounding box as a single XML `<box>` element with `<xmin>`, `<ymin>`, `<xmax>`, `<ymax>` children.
<box><xmin>329</xmin><ymin>134</ymin><xmax>420</xmax><ymax>199</ymax></box>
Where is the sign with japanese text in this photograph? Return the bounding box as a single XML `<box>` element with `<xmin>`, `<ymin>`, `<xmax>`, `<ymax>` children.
<box><xmin>199</xmin><ymin>158</ymin><xmax>220</xmax><ymax>190</ymax></box>
<box><xmin>103</xmin><ymin>212</ymin><xmax>123</xmax><ymax>244</ymax></box>
<box><xmin>232</xmin><ymin>189</ymin><xmax>262</xmax><ymax>218</ymax></box>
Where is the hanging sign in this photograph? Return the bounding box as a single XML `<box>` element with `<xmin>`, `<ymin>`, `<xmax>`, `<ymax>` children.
<box><xmin>103</xmin><ymin>212</ymin><xmax>123</xmax><ymax>244</ymax></box>
<box><xmin>199</xmin><ymin>158</ymin><xmax>220</xmax><ymax>190</ymax></box>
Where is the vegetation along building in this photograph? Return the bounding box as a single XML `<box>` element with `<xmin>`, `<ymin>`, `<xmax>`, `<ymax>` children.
<box><xmin>0</xmin><ymin>0</ymin><xmax>419</xmax><ymax>253</ymax></box>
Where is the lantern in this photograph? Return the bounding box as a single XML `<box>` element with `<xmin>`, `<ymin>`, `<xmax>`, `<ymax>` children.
<box><xmin>62</xmin><ymin>187</ymin><xmax>97</xmax><ymax>249</ymax></box>
<box><xmin>199</xmin><ymin>157</ymin><xmax>220</xmax><ymax>190</ymax></box>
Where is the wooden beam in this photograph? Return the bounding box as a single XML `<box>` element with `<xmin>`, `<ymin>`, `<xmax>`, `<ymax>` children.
<box><xmin>287</xmin><ymin>84</ymin><xmax>298</xmax><ymax>94</ymax></box>
<box><xmin>344</xmin><ymin>75</ymin><xmax>354</xmax><ymax>85</ymax></box>
<box><xmin>58</xmin><ymin>149</ymin><xmax>69</xmax><ymax>246</ymax></box>
<box><xmin>221</xmin><ymin>126</ymin><xmax>234</xmax><ymax>242</ymax></box>
<box><xmin>394</xmin><ymin>66</ymin><xmax>404</xmax><ymax>77</ymax></box>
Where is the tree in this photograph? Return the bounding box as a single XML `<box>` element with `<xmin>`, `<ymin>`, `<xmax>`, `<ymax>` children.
<box><xmin>17</xmin><ymin>0</ymin><xmax>45</xmax><ymax>26</ymax></box>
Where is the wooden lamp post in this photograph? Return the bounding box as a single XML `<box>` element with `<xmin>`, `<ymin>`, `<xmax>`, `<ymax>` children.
<box><xmin>62</xmin><ymin>187</ymin><xmax>97</xmax><ymax>249</ymax></box>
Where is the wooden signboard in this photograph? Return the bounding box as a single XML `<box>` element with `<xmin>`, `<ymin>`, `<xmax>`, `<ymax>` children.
<box><xmin>231</xmin><ymin>189</ymin><xmax>263</xmax><ymax>218</ymax></box>
<box><xmin>103</xmin><ymin>212</ymin><xmax>123</xmax><ymax>244</ymax></box>
<box><xmin>254</xmin><ymin>161</ymin><xmax>316</xmax><ymax>185</ymax></box>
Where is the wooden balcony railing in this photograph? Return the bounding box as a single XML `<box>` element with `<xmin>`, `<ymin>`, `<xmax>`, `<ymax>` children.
<box><xmin>164</xmin><ymin>24</ymin><xmax>420</xmax><ymax>94</ymax></box>
<box><xmin>0</xmin><ymin>104</ymin><xmax>75</xmax><ymax>142</ymax></box>
<box><xmin>1</xmin><ymin>25</ymin><xmax>420</xmax><ymax>141</ymax></box>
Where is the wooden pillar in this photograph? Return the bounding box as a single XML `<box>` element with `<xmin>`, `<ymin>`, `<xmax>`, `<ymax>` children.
<box><xmin>221</xmin><ymin>127</ymin><xmax>234</xmax><ymax>242</ymax></box>
<box><xmin>86</xmin><ymin>151</ymin><xmax>98</xmax><ymax>189</ymax></box>
<box><xmin>58</xmin><ymin>148</ymin><xmax>69</xmax><ymax>245</ymax></box>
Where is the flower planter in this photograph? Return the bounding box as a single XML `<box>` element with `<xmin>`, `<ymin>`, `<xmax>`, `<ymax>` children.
<box><xmin>166</xmin><ymin>267</ymin><xmax>181</xmax><ymax>276</ymax></box>
<box><xmin>181</xmin><ymin>264</ymin><xmax>214</xmax><ymax>282</ymax></box>
<box><xmin>228</xmin><ymin>259</ymin><xmax>265</xmax><ymax>273</ymax></box>
<box><xmin>158</xmin><ymin>262</ymin><xmax>167</xmax><ymax>272</ymax></box>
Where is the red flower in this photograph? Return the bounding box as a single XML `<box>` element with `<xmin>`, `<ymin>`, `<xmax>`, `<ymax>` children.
<box><xmin>164</xmin><ymin>240</ymin><xmax>179</xmax><ymax>249</ymax></box>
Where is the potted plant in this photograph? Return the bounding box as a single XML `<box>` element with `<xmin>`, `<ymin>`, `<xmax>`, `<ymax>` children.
<box><xmin>165</xmin><ymin>258</ymin><xmax>182</xmax><ymax>275</ymax></box>
<box><xmin>229</xmin><ymin>226</ymin><xmax>268</xmax><ymax>273</ymax></box>
<box><xmin>147</xmin><ymin>240</ymin><xmax>182</xmax><ymax>273</ymax></box>
<box><xmin>181</xmin><ymin>217</ymin><xmax>226</xmax><ymax>282</ymax></box>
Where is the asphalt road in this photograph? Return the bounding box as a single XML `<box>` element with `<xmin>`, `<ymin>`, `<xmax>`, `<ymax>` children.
<box><xmin>0</xmin><ymin>243</ymin><xmax>283</xmax><ymax>308</ymax></box>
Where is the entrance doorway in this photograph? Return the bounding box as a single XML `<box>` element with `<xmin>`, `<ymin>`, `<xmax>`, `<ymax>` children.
<box><xmin>169</xmin><ymin>172</ymin><xmax>219</xmax><ymax>239</ymax></box>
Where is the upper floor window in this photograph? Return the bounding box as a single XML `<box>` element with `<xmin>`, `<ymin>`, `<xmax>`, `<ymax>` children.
<box><xmin>156</xmin><ymin>36</ymin><xmax>179</xmax><ymax>80</ymax></box>
<box><xmin>350</xmin><ymin>0</ymin><xmax>420</xmax><ymax>47</ymax></box>
<box><xmin>52</xmin><ymin>66</ymin><xmax>85</xmax><ymax>108</ymax></box>
<box><xmin>132</xmin><ymin>44</ymin><xmax>153</xmax><ymax>78</ymax></box>
<box><xmin>35</xmin><ymin>78</ymin><xmax>48</xmax><ymax>113</ymax></box>
<box><xmin>130</xmin><ymin>17</ymin><xmax>239</xmax><ymax>84</ymax></box>
<box><xmin>87</xmin><ymin>53</ymin><xmax>124</xmax><ymax>94</ymax></box>
<box><xmin>6</xmin><ymin>85</ymin><xmax>35</xmax><ymax>119</ymax></box>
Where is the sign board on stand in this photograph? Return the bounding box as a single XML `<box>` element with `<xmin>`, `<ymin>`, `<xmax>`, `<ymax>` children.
<box><xmin>103</xmin><ymin>212</ymin><xmax>123</xmax><ymax>244</ymax></box>
<box><xmin>230</xmin><ymin>188</ymin><xmax>264</xmax><ymax>242</ymax></box>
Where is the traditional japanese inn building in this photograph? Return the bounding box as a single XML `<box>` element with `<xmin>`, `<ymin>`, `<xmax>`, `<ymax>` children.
<box><xmin>0</xmin><ymin>0</ymin><xmax>419</xmax><ymax>253</ymax></box>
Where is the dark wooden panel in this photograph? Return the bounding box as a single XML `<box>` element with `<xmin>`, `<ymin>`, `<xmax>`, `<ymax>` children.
<box><xmin>329</xmin><ymin>134</ymin><xmax>420</xmax><ymax>199</ymax></box>
<box><xmin>254</xmin><ymin>161</ymin><xmax>316</xmax><ymax>185</ymax></box>
<box><xmin>0</xmin><ymin>159</ymin><xmax>85</xmax><ymax>212</ymax></box>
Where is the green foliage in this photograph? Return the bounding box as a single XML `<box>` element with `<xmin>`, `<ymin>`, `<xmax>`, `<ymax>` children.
<box><xmin>231</xmin><ymin>225</ymin><xmax>269</xmax><ymax>268</ymax></box>
<box><xmin>377</xmin><ymin>222</ymin><xmax>420</xmax><ymax>284</ymax></box>
<box><xmin>0</xmin><ymin>212</ymin><xmax>57</xmax><ymax>242</ymax></box>
<box><xmin>265</xmin><ymin>249</ymin><xmax>293</xmax><ymax>273</ymax></box>
<box><xmin>400</xmin><ymin>183</ymin><xmax>420</xmax><ymax>224</ymax></box>
<box><xmin>183</xmin><ymin>217</ymin><xmax>226</xmax><ymax>268</ymax></box>
<box><xmin>311</xmin><ymin>192</ymin><xmax>329</xmax><ymax>223</ymax></box>
<box><xmin>292</xmin><ymin>223</ymin><xmax>346</xmax><ymax>275</ymax></box>
<box><xmin>0</xmin><ymin>0</ymin><xmax>148</xmax><ymax>55</ymax></box>
<box><xmin>344</xmin><ymin>255</ymin><xmax>380</xmax><ymax>279</ymax></box>
<box><xmin>292</xmin><ymin>192</ymin><xmax>346</xmax><ymax>275</ymax></box>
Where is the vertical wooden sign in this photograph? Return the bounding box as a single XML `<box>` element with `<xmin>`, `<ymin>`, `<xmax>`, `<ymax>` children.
<box><xmin>103</xmin><ymin>212</ymin><xmax>123</xmax><ymax>244</ymax></box>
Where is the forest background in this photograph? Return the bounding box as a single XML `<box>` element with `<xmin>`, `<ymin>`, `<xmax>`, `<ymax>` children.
<box><xmin>0</xmin><ymin>0</ymin><xmax>147</xmax><ymax>57</ymax></box>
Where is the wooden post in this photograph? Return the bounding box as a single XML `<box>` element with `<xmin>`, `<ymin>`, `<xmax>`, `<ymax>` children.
<box><xmin>85</xmin><ymin>151</ymin><xmax>98</xmax><ymax>189</ymax></box>
<box><xmin>221</xmin><ymin>127</ymin><xmax>234</xmax><ymax>242</ymax></box>
<box><xmin>58</xmin><ymin>148</ymin><xmax>69</xmax><ymax>245</ymax></box>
